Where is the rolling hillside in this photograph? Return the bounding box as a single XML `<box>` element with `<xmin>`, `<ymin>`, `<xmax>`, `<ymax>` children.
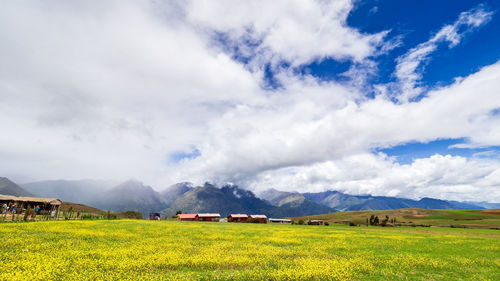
<box><xmin>290</xmin><ymin>208</ymin><xmax>500</xmax><ymax>229</ymax></box>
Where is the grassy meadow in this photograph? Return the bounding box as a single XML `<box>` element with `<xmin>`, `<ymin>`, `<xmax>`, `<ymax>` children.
<box><xmin>292</xmin><ymin>208</ymin><xmax>500</xmax><ymax>229</ymax></box>
<box><xmin>1</xmin><ymin>220</ymin><xmax>499</xmax><ymax>280</ymax></box>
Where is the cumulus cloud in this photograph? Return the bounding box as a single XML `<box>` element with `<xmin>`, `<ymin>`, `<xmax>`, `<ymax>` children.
<box><xmin>0</xmin><ymin>1</ymin><xmax>499</xmax><ymax>202</ymax></box>
<box><xmin>186</xmin><ymin>0</ymin><xmax>388</xmax><ymax>67</ymax></box>
<box><xmin>247</xmin><ymin>153</ymin><xmax>500</xmax><ymax>202</ymax></box>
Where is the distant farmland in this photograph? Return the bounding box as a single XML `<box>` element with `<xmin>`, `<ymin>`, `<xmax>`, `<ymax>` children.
<box><xmin>1</xmin><ymin>220</ymin><xmax>499</xmax><ymax>280</ymax></box>
<box><xmin>291</xmin><ymin>208</ymin><xmax>500</xmax><ymax>229</ymax></box>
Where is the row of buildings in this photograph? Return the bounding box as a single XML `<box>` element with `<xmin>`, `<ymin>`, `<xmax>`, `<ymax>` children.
<box><xmin>176</xmin><ymin>213</ymin><xmax>293</xmax><ymax>224</ymax></box>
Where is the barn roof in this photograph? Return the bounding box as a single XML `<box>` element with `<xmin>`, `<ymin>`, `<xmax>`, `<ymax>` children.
<box><xmin>0</xmin><ymin>194</ymin><xmax>62</xmax><ymax>205</ymax></box>
<box><xmin>177</xmin><ymin>214</ymin><xmax>197</xmax><ymax>219</ymax></box>
<box><xmin>197</xmin><ymin>213</ymin><xmax>220</xmax><ymax>218</ymax></box>
<box><xmin>269</xmin><ymin>218</ymin><xmax>292</xmax><ymax>222</ymax></box>
<box><xmin>249</xmin><ymin>215</ymin><xmax>267</xmax><ymax>219</ymax></box>
<box><xmin>228</xmin><ymin>214</ymin><xmax>248</xmax><ymax>218</ymax></box>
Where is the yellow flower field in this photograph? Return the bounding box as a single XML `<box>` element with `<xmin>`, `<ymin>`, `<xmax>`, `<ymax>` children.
<box><xmin>0</xmin><ymin>220</ymin><xmax>498</xmax><ymax>280</ymax></box>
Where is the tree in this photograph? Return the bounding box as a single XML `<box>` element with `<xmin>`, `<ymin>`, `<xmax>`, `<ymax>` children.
<box><xmin>374</xmin><ymin>216</ymin><xmax>379</xmax><ymax>225</ymax></box>
<box><xmin>175</xmin><ymin>210</ymin><xmax>182</xmax><ymax>215</ymax></box>
<box><xmin>369</xmin><ymin>215</ymin><xmax>375</xmax><ymax>225</ymax></box>
<box><xmin>380</xmin><ymin>215</ymin><xmax>389</xmax><ymax>227</ymax></box>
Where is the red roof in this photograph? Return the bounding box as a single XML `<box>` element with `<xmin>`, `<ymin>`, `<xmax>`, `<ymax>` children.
<box><xmin>249</xmin><ymin>215</ymin><xmax>267</xmax><ymax>219</ymax></box>
<box><xmin>177</xmin><ymin>214</ymin><xmax>197</xmax><ymax>219</ymax></box>
<box><xmin>228</xmin><ymin>214</ymin><xmax>248</xmax><ymax>218</ymax></box>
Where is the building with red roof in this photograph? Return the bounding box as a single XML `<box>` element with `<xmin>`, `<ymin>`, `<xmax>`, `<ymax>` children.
<box><xmin>177</xmin><ymin>213</ymin><xmax>198</xmax><ymax>221</ymax></box>
<box><xmin>227</xmin><ymin>214</ymin><xmax>248</xmax><ymax>222</ymax></box>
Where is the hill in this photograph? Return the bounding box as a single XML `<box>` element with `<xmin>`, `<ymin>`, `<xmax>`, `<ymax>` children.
<box><xmin>0</xmin><ymin>177</ymin><xmax>34</xmax><ymax>196</ymax></box>
<box><xmin>92</xmin><ymin>180</ymin><xmax>167</xmax><ymax>217</ymax></box>
<box><xmin>59</xmin><ymin>202</ymin><xmax>105</xmax><ymax>214</ymax></box>
<box><xmin>259</xmin><ymin>188</ymin><xmax>336</xmax><ymax>215</ymax></box>
<box><xmin>290</xmin><ymin>208</ymin><xmax>500</xmax><ymax>229</ymax></box>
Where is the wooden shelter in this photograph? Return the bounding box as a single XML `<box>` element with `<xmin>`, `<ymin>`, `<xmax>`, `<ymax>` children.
<box><xmin>309</xmin><ymin>219</ymin><xmax>324</xmax><ymax>225</ymax></box>
<box><xmin>228</xmin><ymin>214</ymin><xmax>248</xmax><ymax>222</ymax></box>
<box><xmin>0</xmin><ymin>194</ymin><xmax>62</xmax><ymax>218</ymax></box>
<box><xmin>177</xmin><ymin>214</ymin><xmax>198</xmax><ymax>221</ymax></box>
<box><xmin>197</xmin><ymin>213</ymin><xmax>220</xmax><ymax>222</ymax></box>
<box><xmin>249</xmin><ymin>214</ymin><xmax>267</xmax><ymax>223</ymax></box>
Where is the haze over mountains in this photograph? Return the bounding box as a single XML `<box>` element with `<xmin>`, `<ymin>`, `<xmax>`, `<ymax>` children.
<box><xmin>1</xmin><ymin>176</ymin><xmax>498</xmax><ymax>218</ymax></box>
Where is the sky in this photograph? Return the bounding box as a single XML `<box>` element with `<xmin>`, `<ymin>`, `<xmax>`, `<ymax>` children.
<box><xmin>1</xmin><ymin>0</ymin><xmax>500</xmax><ymax>202</ymax></box>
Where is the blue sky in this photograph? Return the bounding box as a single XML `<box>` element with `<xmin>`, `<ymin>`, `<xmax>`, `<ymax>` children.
<box><xmin>258</xmin><ymin>0</ymin><xmax>500</xmax><ymax>165</ymax></box>
<box><xmin>1</xmin><ymin>1</ymin><xmax>500</xmax><ymax>202</ymax></box>
<box><xmin>349</xmin><ymin>0</ymin><xmax>500</xmax><ymax>87</ymax></box>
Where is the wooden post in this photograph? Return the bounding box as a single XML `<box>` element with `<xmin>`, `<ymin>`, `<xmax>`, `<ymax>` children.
<box><xmin>55</xmin><ymin>205</ymin><xmax>60</xmax><ymax>219</ymax></box>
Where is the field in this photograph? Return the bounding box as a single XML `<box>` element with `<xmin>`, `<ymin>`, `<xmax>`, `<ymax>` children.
<box><xmin>291</xmin><ymin>208</ymin><xmax>500</xmax><ymax>229</ymax></box>
<box><xmin>1</xmin><ymin>220</ymin><xmax>499</xmax><ymax>280</ymax></box>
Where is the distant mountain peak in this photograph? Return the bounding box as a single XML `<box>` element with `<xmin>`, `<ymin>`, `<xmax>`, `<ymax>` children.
<box><xmin>0</xmin><ymin>177</ymin><xmax>34</xmax><ymax>197</ymax></box>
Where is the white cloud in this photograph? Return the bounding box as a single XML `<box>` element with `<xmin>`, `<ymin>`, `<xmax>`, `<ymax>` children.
<box><xmin>393</xmin><ymin>6</ymin><xmax>493</xmax><ymax>102</ymax></box>
<box><xmin>186</xmin><ymin>0</ymin><xmax>387</xmax><ymax>67</ymax></box>
<box><xmin>247</xmin><ymin>153</ymin><xmax>500</xmax><ymax>202</ymax></box>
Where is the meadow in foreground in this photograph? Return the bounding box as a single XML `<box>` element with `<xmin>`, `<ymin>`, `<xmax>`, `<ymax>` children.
<box><xmin>1</xmin><ymin>220</ymin><xmax>499</xmax><ymax>280</ymax></box>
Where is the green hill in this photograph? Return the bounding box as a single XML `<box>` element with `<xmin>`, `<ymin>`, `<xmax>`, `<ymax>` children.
<box><xmin>290</xmin><ymin>208</ymin><xmax>500</xmax><ymax>229</ymax></box>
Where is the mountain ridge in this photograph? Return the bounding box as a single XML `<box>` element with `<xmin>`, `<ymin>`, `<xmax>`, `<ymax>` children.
<box><xmin>0</xmin><ymin>177</ymin><xmax>34</xmax><ymax>197</ymax></box>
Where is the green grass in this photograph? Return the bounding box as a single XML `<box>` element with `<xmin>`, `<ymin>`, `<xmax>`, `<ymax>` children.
<box><xmin>291</xmin><ymin>208</ymin><xmax>500</xmax><ymax>229</ymax></box>
<box><xmin>1</xmin><ymin>220</ymin><xmax>499</xmax><ymax>280</ymax></box>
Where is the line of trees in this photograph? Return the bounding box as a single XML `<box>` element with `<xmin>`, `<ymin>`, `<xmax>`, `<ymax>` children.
<box><xmin>367</xmin><ymin>215</ymin><xmax>396</xmax><ymax>226</ymax></box>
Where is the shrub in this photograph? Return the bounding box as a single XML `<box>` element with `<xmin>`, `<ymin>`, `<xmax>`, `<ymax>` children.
<box><xmin>324</xmin><ymin>222</ymin><xmax>329</xmax><ymax>226</ymax></box>
<box><xmin>298</xmin><ymin>220</ymin><xmax>305</xmax><ymax>225</ymax></box>
<box><xmin>119</xmin><ymin>211</ymin><xmax>143</xmax><ymax>219</ymax></box>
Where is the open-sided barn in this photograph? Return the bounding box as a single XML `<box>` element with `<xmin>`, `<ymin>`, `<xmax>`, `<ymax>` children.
<box><xmin>0</xmin><ymin>195</ymin><xmax>62</xmax><ymax>218</ymax></box>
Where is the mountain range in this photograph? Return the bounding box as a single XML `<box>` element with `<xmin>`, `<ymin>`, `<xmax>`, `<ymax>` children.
<box><xmin>0</xmin><ymin>176</ymin><xmax>498</xmax><ymax>218</ymax></box>
<box><xmin>299</xmin><ymin>190</ymin><xmax>486</xmax><ymax>211</ymax></box>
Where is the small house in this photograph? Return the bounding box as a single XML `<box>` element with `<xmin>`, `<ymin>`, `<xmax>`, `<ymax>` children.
<box><xmin>177</xmin><ymin>213</ymin><xmax>198</xmax><ymax>221</ymax></box>
<box><xmin>269</xmin><ymin>218</ymin><xmax>292</xmax><ymax>223</ymax></box>
<box><xmin>228</xmin><ymin>214</ymin><xmax>248</xmax><ymax>222</ymax></box>
<box><xmin>197</xmin><ymin>213</ymin><xmax>220</xmax><ymax>222</ymax></box>
<box><xmin>249</xmin><ymin>214</ymin><xmax>267</xmax><ymax>223</ymax></box>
